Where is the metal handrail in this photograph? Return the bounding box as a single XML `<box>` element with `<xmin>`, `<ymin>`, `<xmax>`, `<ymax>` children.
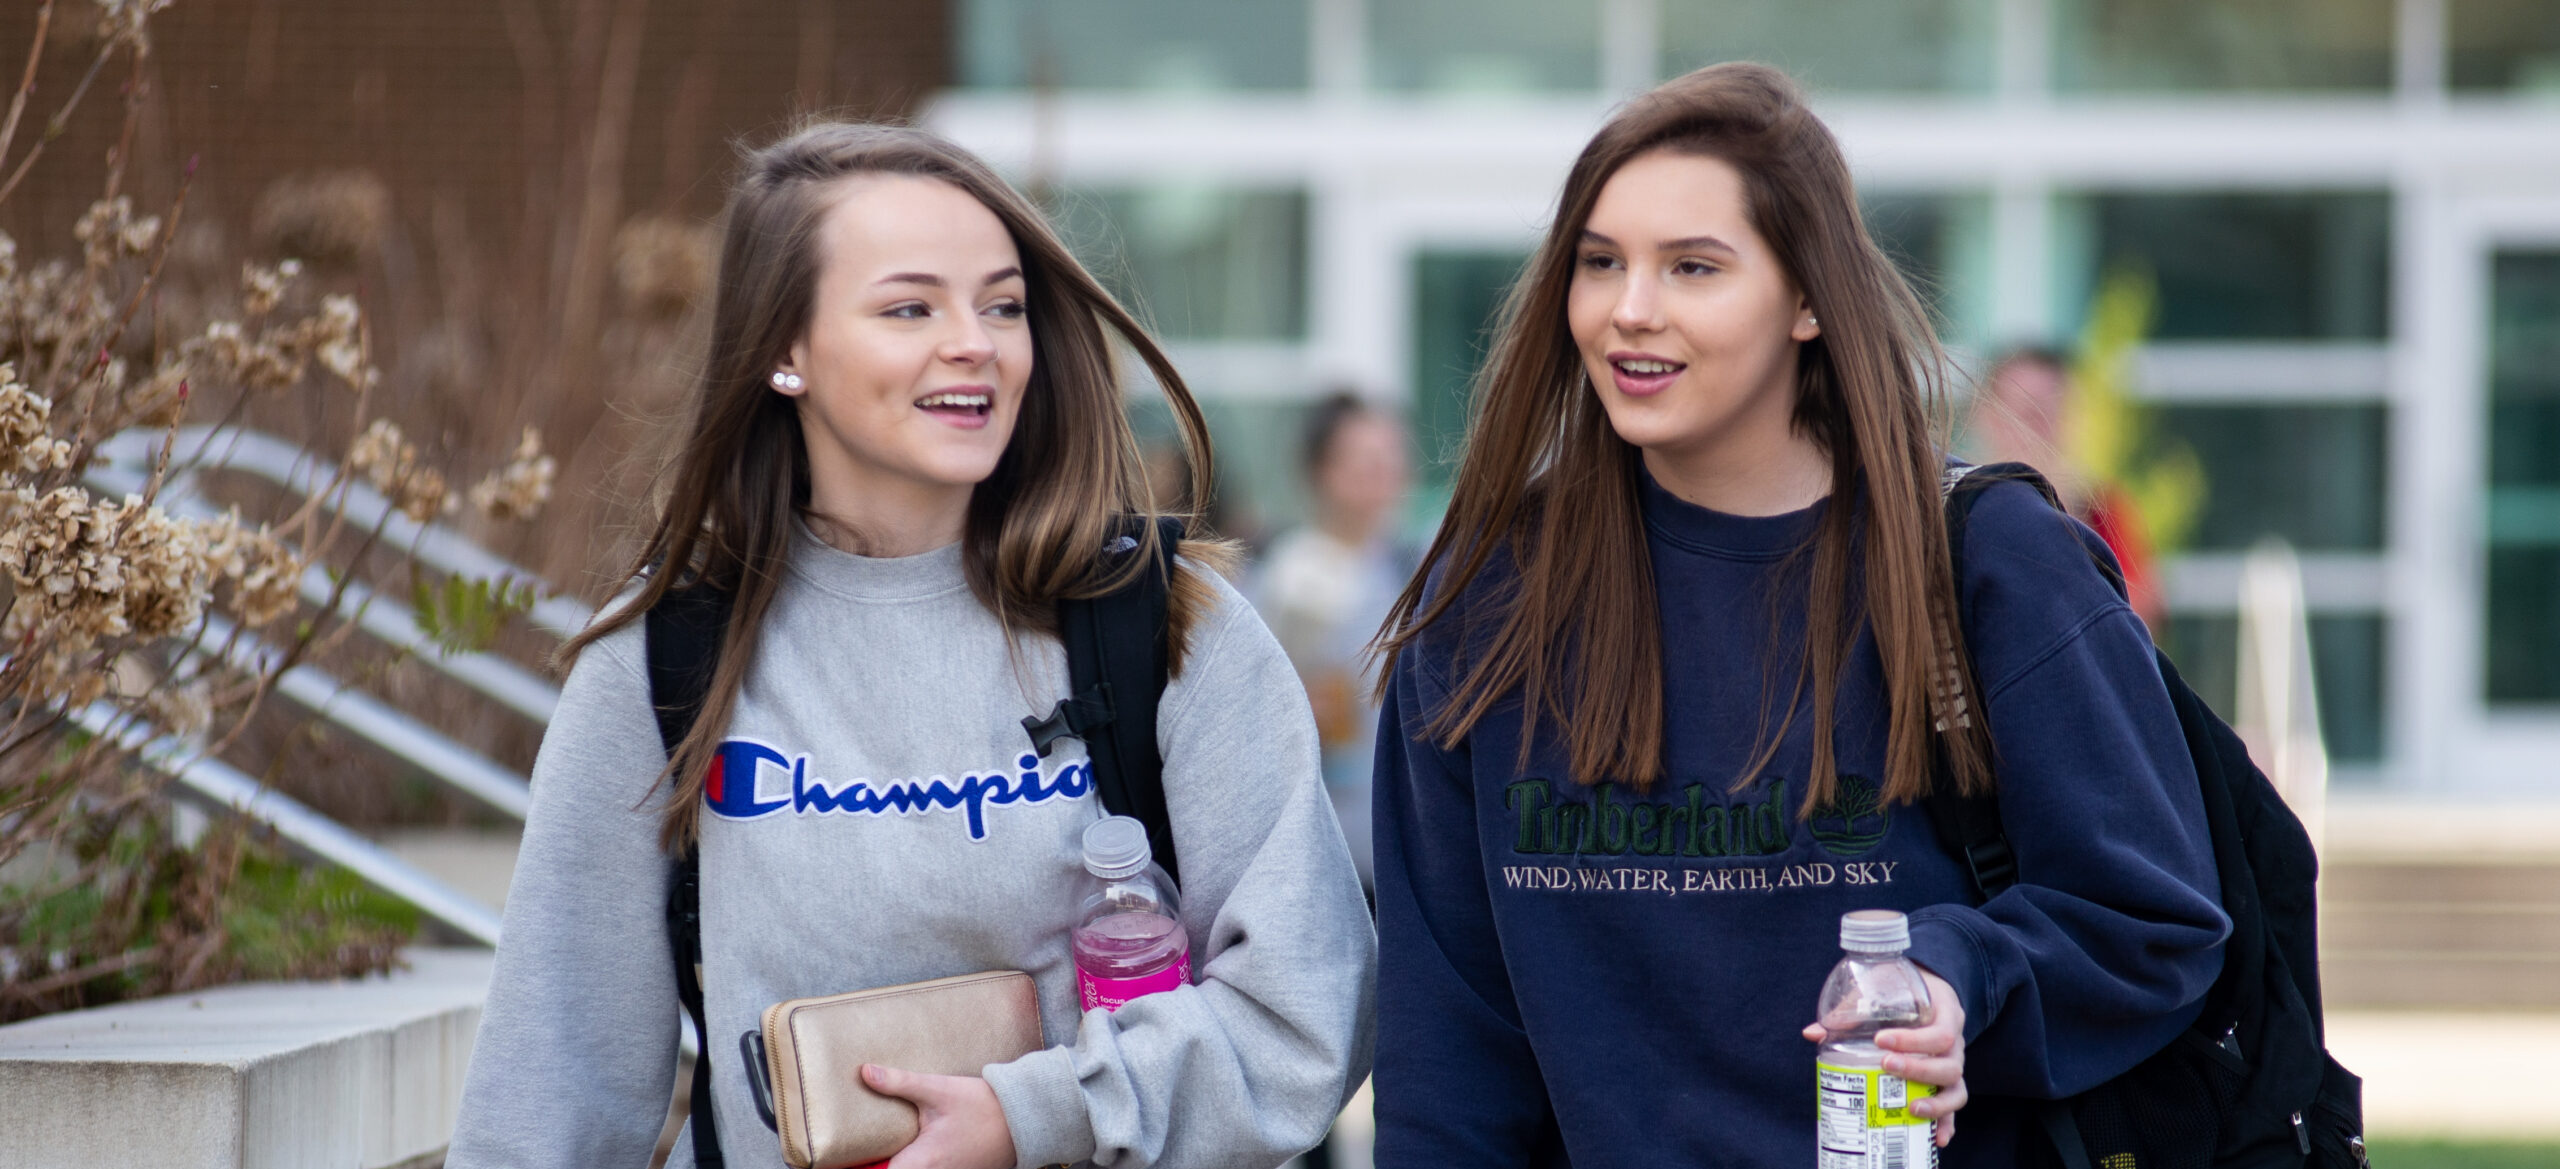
<box><xmin>95</xmin><ymin>426</ymin><xmax>596</xmax><ymax>634</ymax></box>
<box><xmin>90</xmin><ymin>429</ymin><xmax>584</xmax><ymax>722</ymax></box>
<box><xmin>57</xmin><ymin>426</ymin><xmax>606</xmax><ymax>944</ymax></box>
<box><xmin>71</xmin><ymin>701</ymin><xmax>505</xmax><ymax>946</ymax></box>
<box><xmin>191</xmin><ymin>609</ymin><xmax>533</xmax><ymax>821</ymax></box>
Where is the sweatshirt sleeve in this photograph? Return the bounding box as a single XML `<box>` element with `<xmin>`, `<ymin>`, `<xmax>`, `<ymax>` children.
<box><xmin>1903</xmin><ymin>483</ymin><xmax>2232</xmax><ymax>1100</ymax></box>
<box><xmin>446</xmin><ymin>622</ymin><xmax>682</xmax><ymax>1169</ymax></box>
<box><xmin>980</xmin><ymin>578</ymin><xmax>1378</xmax><ymax>1169</ymax></box>
<box><xmin>1368</xmin><ymin>648</ymin><xmax>1560</xmax><ymax>1164</ymax></box>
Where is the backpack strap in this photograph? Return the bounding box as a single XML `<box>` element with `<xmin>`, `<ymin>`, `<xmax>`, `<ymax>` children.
<box><xmin>1926</xmin><ymin>462</ymin><xmax>2046</xmax><ymax>901</ymax></box>
<box><xmin>645</xmin><ymin>583</ymin><xmax>733</xmax><ymax>1169</ymax></box>
<box><xmin>1026</xmin><ymin>516</ymin><xmax>1186</xmax><ymax>887</ymax></box>
<box><xmin>1928</xmin><ymin>461</ymin><xmax>2139</xmax><ymax>901</ymax></box>
<box><xmin>1928</xmin><ymin>462</ymin><xmax>2125</xmax><ymax>1169</ymax></box>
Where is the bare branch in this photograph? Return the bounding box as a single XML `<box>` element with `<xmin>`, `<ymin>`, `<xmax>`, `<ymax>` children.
<box><xmin>0</xmin><ymin>0</ymin><xmax>57</xmax><ymax>177</ymax></box>
<box><xmin>0</xmin><ymin>39</ymin><xmax>116</xmax><ymax>208</ymax></box>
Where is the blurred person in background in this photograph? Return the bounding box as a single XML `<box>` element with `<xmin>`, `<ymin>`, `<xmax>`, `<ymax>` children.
<box><xmin>1253</xmin><ymin>390</ymin><xmax>1416</xmax><ymax>888</ymax></box>
<box><xmin>1968</xmin><ymin>348</ymin><xmax>2166</xmax><ymax>630</ymax></box>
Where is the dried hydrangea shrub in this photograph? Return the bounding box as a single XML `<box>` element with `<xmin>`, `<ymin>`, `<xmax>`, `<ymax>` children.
<box><xmin>468</xmin><ymin>427</ymin><xmax>556</xmax><ymax>522</ymax></box>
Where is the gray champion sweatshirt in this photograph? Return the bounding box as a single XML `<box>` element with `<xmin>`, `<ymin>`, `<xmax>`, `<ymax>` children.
<box><xmin>446</xmin><ymin>533</ymin><xmax>1378</xmax><ymax>1169</ymax></box>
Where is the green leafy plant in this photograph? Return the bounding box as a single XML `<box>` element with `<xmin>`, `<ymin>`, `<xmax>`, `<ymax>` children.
<box><xmin>0</xmin><ymin>807</ymin><xmax>415</xmax><ymax>1023</ymax></box>
<box><xmin>410</xmin><ymin>573</ymin><xmax>538</xmax><ymax>657</ymax></box>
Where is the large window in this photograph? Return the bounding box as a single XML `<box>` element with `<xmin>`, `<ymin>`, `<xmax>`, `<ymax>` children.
<box><xmin>2065</xmin><ymin>192</ymin><xmax>2393</xmax><ymax>341</ymax></box>
<box><xmin>2151</xmin><ymin>403</ymin><xmax>2390</xmax><ymax>552</ymax></box>
<box><xmin>2053</xmin><ymin>0</ymin><xmax>2396</xmax><ymax>93</ymax></box>
<box><xmin>2485</xmin><ymin>250</ymin><xmax>2560</xmax><ymax>704</ymax></box>
<box><xmin>1048</xmin><ymin>187</ymin><xmax>1310</xmax><ymax>340</ymax></box>
<box><xmin>1660</xmin><ymin>0</ymin><xmax>1996</xmax><ymax>94</ymax></box>
<box><xmin>1863</xmin><ymin>192</ymin><xmax>1994</xmax><ymax>351</ymax></box>
<box><xmin>1370</xmin><ymin>0</ymin><xmax>1599</xmax><ymax>93</ymax></box>
<box><xmin>2451</xmin><ymin>0</ymin><xmax>2560</xmax><ymax>95</ymax></box>
<box><xmin>2164</xmin><ymin>613</ymin><xmax>2390</xmax><ymax>764</ymax></box>
<box><xmin>958</xmin><ymin>0</ymin><xmax>1310</xmax><ymax>91</ymax></box>
<box><xmin>1410</xmin><ymin>250</ymin><xmax>1530</xmax><ymax>488</ymax></box>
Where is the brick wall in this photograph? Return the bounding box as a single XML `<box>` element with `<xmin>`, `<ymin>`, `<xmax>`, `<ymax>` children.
<box><xmin>0</xmin><ymin>0</ymin><xmax>951</xmax><ymax>590</ymax></box>
<box><xmin>1</xmin><ymin>0</ymin><xmax>950</xmax><ymax>261</ymax></box>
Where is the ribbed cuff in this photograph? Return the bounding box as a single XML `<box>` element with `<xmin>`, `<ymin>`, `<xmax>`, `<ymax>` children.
<box><xmin>983</xmin><ymin>1045</ymin><xmax>1096</xmax><ymax>1169</ymax></box>
<box><xmin>1903</xmin><ymin>908</ymin><xmax>1995</xmax><ymax>1043</ymax></box>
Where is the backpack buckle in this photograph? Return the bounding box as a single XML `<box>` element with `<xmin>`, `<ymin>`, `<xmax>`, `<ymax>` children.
<box><xmin>1023</xmin><ymin>685</ymin><xmax>1115</xmax><ymax>757</ymax></box>
<box><xmin>1963</xmin><ymin>838</ymin><xmax>2018</xmax><ymax>893</ymax></box>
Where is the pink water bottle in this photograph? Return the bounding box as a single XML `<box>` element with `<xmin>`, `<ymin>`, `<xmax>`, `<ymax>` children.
<box><xmin>1070</xmin><ymin>815</ymin><xmax>1190</xmax><ymax>1012</ymax></box>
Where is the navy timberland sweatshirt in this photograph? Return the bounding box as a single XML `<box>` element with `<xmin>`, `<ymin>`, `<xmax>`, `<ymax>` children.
<box><xmin>1372</xmin><ymin>473</ymin><xmax>2230</xmax><ymax>1168</ymax></box>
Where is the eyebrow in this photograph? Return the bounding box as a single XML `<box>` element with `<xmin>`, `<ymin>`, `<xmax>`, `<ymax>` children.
<box><xmin>1579</xmin><ymin>229</ymin><xmax>1738</xmax><ymax>256</ymax></box>
<box><xmin>874</xmin><ymin>266</ymin><xmax>1025</xmax><ymax>289</ymax></box>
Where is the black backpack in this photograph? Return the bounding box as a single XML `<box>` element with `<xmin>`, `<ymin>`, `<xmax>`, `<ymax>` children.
<box><xmin>643</xmin><ymin>519</ymin><xmax>1186</xmax><ymax>1168</ymax></box>
<box><xmin>1927</xmin><ymin>464</ymin><xmax>2367</xmax><ymax>1169</ymax></box>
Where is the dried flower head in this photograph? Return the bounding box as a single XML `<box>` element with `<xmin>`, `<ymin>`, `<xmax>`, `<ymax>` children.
<box><xmin>0</xmin><ymin>368</ymin><xmax>77</xmax><ymax>478</ymax></box>
<box><xmin>240</xmin><ymin>259</ymin><xmax>303</xmax><ymax>316</ymax></box>
<box><xmin>468</xmin><ymin>427</ymin><xmax>557</xmax><ymax>522</ymax></box>
<box><xmin>130</xmin><ymin>360</ymin><xmax>190</xmax><ymax>429</ymax></box>
<box><xmin>613</xmin><ymin>216</ymin><xmax>716</xmax><ymax>320</ymax></box>
<box><xmin>347</xmin><ymin>419</ymin><xmax>450</xmax><ymax>522</ymax></box>
<box><xmin>112</xmin><ymin>504</ymin><xmax>211</xmax><ymax>641</ymax></box>
<box><xmin>192</xmin><ymin>318</ymin><xmax>303</xmax><ymax>394</ymax></box>
<box><xmin>6</xmin><ymin>259</ymin><xmax>117</xmax><ymax>352</ymax></box>
<box><xmin>0</xmin><ymin>487</ymin><xmax>211</xmax><ymax>646</ymax></box>
<box><xmin>74</xmin><ymin>197</ymin><xmax>162</xmax><ymax>267</ymax></box>
<box><xmin>253</xmin><ymin>171</ymin><xmax>391</xmax><ymax>267</ymax></box>
<box><xmin>96</xmin><ymin>0</ymin><xmax>176</xmax><ymax>51</ymax></box>
<box><xmin>143</xmin><ymin>676</ymin><xmax>215</xmax><ymax>739</ymax></box>
<box><xmin>196</xmin><ymin>509</ymin><xmax>302</xmax><ymax>627</ymax></box>
<box><xmin>311</xmin><ymin>294</ymin><xmax>377</xmax><ymax>389</ymax></box>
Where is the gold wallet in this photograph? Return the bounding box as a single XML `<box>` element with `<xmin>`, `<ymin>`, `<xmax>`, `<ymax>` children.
<box><xmin>740</xmin><ymin>969</ymin><xmax>1044</xmax><ymax>1169</ymax></box>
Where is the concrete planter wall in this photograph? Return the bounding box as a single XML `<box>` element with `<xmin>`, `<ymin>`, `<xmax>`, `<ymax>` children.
<box><xmin>0</xmin><ymin>948</ymin><xmax>493</xmax><ymax>1169</ymax></box>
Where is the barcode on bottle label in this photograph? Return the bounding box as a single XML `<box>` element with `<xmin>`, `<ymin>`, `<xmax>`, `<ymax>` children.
<box><xmin>1815</xmin><ymin>1062</ymin><xmax>1939</xmax><ymax>1169</ymax></box>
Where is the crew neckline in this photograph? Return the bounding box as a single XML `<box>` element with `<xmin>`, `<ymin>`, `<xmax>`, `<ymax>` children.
<box><xmin>786</xmin><ymin>521</ymin><xmax>972</xmax><ymax>601</ymax></box>
<box><xmin>1639</xmin><ymin>468</ymin><xmax>1830</xmax><ymax>559</ymax></box>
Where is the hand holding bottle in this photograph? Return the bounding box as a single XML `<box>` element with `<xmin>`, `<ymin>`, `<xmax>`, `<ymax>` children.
<box><xmin>1804</xmin><ymin>910</ymin><xmax>1970</xmax><ymax>1156</ymax></box>
<box><xmin>1070</xmin><ymin>816</ymin><xmax>1191</xmax><ymax>1012</ymax></box>
<box><xmin>1803</xmin><ymin>968</ymin><xmax>1969</xmax><ymax>1148</ymax></box>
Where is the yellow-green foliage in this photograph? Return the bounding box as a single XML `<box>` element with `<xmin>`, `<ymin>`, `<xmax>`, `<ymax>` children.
<box><xmin>1</xmin><ymin>809</ymin><xmax>417</xmax><ymax>1023</ymax></box>
<box><xmin>410</xmin><ymin>573</ymin><xmax>538</xmax><ymax>657</ymax></box>
<box><xmin>2066</xmin><ymin>268</ymin><xmax>2208</xmax><ymax>556</ymax></box>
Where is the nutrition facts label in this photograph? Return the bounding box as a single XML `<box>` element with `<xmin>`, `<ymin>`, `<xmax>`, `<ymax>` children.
<box><xmin>1816</xmin><ymin>1063</ymin><xmax>1937</xmax><ymax>1169</ymax></box>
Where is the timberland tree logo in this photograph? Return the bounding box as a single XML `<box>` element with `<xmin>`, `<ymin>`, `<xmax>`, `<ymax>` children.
<box><xmin>1495</xmin><ymin>775</ymin><xmax>1901</xmax><ymax>897</ymax></box>
<box><xmin>1807</xmin><ymin>773</ymin><xmax>1890</xmax><ymax>858</ymax></box>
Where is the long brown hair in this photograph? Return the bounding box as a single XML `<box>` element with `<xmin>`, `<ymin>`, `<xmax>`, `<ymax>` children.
<box><xmin>1376</xmin><ymin>63</ymin><xmax>1994</xmax><ymax>815</ymax></box>
<box><xmin>563</xmin><ymin>121</ymin><xmax>1231</xmax><ymax>848</ymax></box>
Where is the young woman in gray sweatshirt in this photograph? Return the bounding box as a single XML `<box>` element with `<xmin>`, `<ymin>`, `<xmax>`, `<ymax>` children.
<box><xmin>447</xmin><ymin>123</ymin><xmax>1377</xmax><ymax>1169</ymax></box>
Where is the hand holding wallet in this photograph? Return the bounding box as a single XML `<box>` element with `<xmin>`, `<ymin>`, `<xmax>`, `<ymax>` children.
<box><xmin>739</xmin><ymin>970</ymin><xmax>1043</xmax><ymax>1169</ymax></box>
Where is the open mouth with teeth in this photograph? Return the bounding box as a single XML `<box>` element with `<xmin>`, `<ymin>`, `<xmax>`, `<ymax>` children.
<box><xmin>1609</xmin><ymin>355</ymin><xmax>1686</xmax><ymax>395</ymax></box>
<box><xmin>916</xmin><ymin>390</ymin><xmax>994</xmax><ymax>424</ymax></box>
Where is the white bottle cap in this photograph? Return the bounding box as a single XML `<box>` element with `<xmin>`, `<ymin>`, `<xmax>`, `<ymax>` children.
<box><xmin>1082</xmin><ymin>816</ymin><xmax>1153</xmax><ymax>881</ymax></box>
<box><xmin>1839</xmin><ymin>909</ymin><xmax>1910</xmax><ymax>953</ymax></box>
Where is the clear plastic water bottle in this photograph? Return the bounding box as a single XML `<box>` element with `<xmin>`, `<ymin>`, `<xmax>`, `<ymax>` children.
<box><xmin>1815</xmin><ymin>909</ymin><xmax>1938</xmax><ymax>1169</ymax></box>
<box><xmin>1069</xmin><ymin>816</ymin><xmax>1190</xmax><ymax>1012</ymax></box>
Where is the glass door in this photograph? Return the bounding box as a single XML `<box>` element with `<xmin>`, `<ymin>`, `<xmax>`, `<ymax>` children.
<box><xmin>2483</xmin><ymin>248</ymin><xmax>2560</xmax><ymax>705</ymax></box>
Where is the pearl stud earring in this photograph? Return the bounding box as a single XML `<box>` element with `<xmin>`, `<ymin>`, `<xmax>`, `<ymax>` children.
<box><xmin>771</xmin><ymin>371</ymin><xmax>803</xmax><ymax>391</ymax></box>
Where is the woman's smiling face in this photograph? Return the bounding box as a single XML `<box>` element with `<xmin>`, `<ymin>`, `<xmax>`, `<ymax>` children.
<box><xmin>779</xmin><ymin>174</ymin><xmax>1035</xmax><ymax>529</ymax></box>
<box><xmin>1566</xmin><ymin>150</ymin><xmax>1821</xmax><ymax>500</ymax></box>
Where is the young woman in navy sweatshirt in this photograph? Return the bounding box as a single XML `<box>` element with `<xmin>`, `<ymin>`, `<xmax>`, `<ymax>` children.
<box><xmin>1368</xmin><ymin>64</ymin><xmax>2230</xmax><ymax>1168</ymax></box>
